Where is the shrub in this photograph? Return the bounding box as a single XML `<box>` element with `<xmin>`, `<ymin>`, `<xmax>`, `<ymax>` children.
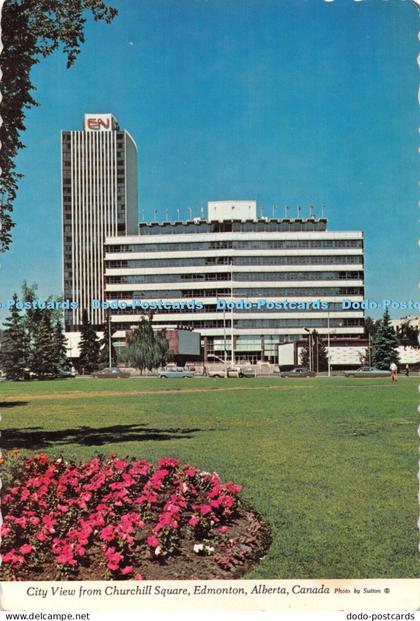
<box><xmin>0</xmin><ymin>453</ymin><xmax>248</xmax><ymax>580</ymax></box>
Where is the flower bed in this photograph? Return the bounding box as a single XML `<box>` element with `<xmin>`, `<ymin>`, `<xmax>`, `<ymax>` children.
<box><xmin>0</xmin><ymin>452</ymin><xmax>270</xmax><ymax>580</ymax></box>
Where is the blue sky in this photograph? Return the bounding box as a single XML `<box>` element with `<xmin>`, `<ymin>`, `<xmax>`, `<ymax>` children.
<box><xmin>0</xmin><ymin>0</ymin><xmax>418</xmax><ymax>319</ymax></box>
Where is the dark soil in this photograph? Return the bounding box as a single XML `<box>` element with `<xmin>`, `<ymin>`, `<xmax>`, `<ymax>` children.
<box><xmin>7</xmin><ymin>504</ymin><xmax>271</xmax><ymax>581</ymax></box>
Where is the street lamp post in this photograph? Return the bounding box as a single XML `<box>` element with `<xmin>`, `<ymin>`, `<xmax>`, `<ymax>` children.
<box><xmin>327</xmin><ymin>312</ymin><xmax>331</xmax><ymax>377</ymax></box>
<box><xmin>223</xmin><ymin>307</ymin><xmax>227</xmax><ymax>370</ymax></box>
<box><xmin>230</xmin><ymin>261</ymin><xmax>235</xmax><ymax>366</ymax></box>
<box><xmin>304</xmin><ymin>328</ymin><xmax>312</xmax><ymax>372</ymax></box>
<box><xmin>108</xmin><ymin>311</ymin><xmax>112</xmax><ymax>369</ymax></box>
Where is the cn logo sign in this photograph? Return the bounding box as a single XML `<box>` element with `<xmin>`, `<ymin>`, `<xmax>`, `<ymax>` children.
<box><xmin>87</xmin><ymin>117</ymin><xmax>110</xmax><ymax>130</ymax></box>
<box><xmin>84</xmin><ymin>114</ymin><xmax>114</xmax><ymax>132</ymax></box>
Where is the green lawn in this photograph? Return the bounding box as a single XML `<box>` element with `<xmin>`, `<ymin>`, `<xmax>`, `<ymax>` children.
<box><xmin>1</xmin><ymin>375</ymin><xmax>418</xmax><ymax>578</ymax></box>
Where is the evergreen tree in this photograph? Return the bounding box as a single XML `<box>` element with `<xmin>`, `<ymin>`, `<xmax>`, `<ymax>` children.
<box><xmin>78</xmin><ymin>310</ymin><xmax>100</xmax><ymax>374</ymax></box>
<box><xmin>99</xmin><ymin>315</ymin><xmax>117</xmax><ymax>367</ymax></box>
<box><xmin>122</xmin><ymin>319</ymin><xmax>169</xmax><ymax>374</ymax></box>
<box><xmin>0</xmin><ymin>294</ymin><xmax>30</xmax><ymax>380</ymax></box>
<box><xmin>53</xmin><ymin>320</ymin><xmax>69</xmax><ymax>371</ymax></box>
<box><xmin>31</xmin><ymin>311</ymin><xmax>56</xmax><ymax>378</ymax></box>
<box><xmin>372</xmin><ymin>309</ymin><xmax>400</xmax><ymax>369</ymax></box>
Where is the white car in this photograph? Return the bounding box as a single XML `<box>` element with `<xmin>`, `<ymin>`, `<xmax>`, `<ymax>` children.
<box><xmin>158</xmin><ymin>367</ymin><xmax>194</xmax><ymax>378</ymax></box>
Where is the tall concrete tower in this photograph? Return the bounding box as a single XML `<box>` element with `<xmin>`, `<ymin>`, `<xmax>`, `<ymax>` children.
<box><xmin>61</xmin><ymin>113</ymin><xmax>138</xmax><ymax>330</ymax></box>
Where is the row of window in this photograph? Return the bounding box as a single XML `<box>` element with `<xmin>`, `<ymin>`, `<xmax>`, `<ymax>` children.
<box><xmin>110</xmin><ymin>318</ymin><xmax>363</xmax><ymax>330</ymax></box>
<box><xmin>106</xmin><ymin>255</ymin><xmax>363</xmax><ymax>268</ymax></box>
<box><xmin>104</xmin><ymin>271</ymin><xmax>363</xmax><ymax>284</ymax></box>
<box><xmin>104</xmin><ymin>284</ymin><xmax>364</xmax><ymax>297</ymax></box>
<box><xmin>107</xmin><ymin>239</ymin><xmax>363</xmax><ymax>253</ymax></box>
<box><xmin>138</xmin><ymin>220</ymin><xmax>328</xmax><ymax>234</ymax></box>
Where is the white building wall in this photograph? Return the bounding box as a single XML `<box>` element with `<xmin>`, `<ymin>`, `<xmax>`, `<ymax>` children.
<box><xmin>104</xmin><ymin>214</ymin><xmax>365</xmax><ymax>361</ymax></box>
<box><xmin>62</xmin><ymin>117</ymin><xmax>138</xmax><ymax>330</ymax></box>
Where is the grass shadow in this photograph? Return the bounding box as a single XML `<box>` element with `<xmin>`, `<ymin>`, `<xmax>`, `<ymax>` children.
<box><xmin>1</xmin><ymin>423</ymin><xmax>215</xmax><ymax>450</ymax></box>
<box><xmin>0</xmin><ymin>401</ymin><xmax>29</xmax><ymax>408</ymax></box>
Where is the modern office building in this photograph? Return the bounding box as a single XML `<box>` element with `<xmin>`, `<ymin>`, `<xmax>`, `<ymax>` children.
<box><xmin>62</xmin><ymin>113</ymin><xmax>138</xmax><ymax>331</ymax></box>
<box><xmin>104</xmin><ymin>201</ymin><xmax>365</xmax><ymax>363</ymax></box>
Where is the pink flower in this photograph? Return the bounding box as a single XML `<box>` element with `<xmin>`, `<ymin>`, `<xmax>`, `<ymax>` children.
<box><xmin>99</xmin><ymin>525</ymin><xmax>115</xmax><ymax>542</ymax></box>
<box><xmin>120</xmin><ymin>566</ymin><xmax>133</xmax><ymax>575</ymax></box>
<box><xmin>42</xmin><ymin>514</ymin><xmax>57</xmax><ymax>532</ymax></box>
<box><xmin>188</xmin><ymin>516</ymin><xmax>200</xmax><ymax>527</ymax></box>
<box><xmin>56</xmin><ymin>546</ymin><xmax>77</xmax><ymax>566</ymax></box>
<box><xmin>225</xmin><ymin>482</ymin><xmax>242</xmax><ymax>494</ymax></box>
<box><xmin>113</xmin><ymin>458</ymin><xmax>128</xmax><ymax>471</ymax></box>
<box><xmin>19</xmin><ymin>544</ymin><xmax>32</xmax><ymax>555</ymax></box>
<box><xmin>157</xmin><ymin>457</ymin><xmax>179</xmax><ymax>469</ymax></box>
<box><xmin>75</xmin><ymin>545</ymin><xmax>86</xmax><ymax>556</ymax></box>
<box><xmin>146</xmin><ymin>535</ymin><xmax>159</xmax><ymax>548</ymax></box>
<box><xmin>199</xmin><ymin>505</ymin><xmax>212</xmax><ymax>515</ymax></box>
<box><xmin>28</xmin><ymin>516</ymin><xmax>40</xmax><ymax>526</ymax></box>
<box><xmin>0</xmin><ymin>524</ymin><xmax>11</xmax><ymax>537</ymax></box>
<box><xmin>134</xmin><ymin>573</ymin><xmax>144</xmax><ymax>580</ymax></box>
<box><xmin>218</xmin><ymin>526</ymin><xmax>228</xmax><ymax>533</ymax></box>
<box><xmin>104</xmin><ymin>547</ymin><xmax>122</xmax><ymax>564</ymax></box>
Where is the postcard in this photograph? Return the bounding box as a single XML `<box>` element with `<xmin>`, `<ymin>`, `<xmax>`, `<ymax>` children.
<box><xmin>0</xmin><ymin>0</ymin><xmax>419</xmax><ymax>614</ymax></box>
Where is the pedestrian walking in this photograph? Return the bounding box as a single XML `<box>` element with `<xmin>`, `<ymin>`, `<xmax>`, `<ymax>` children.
<box><xmin>390</xmin><ymin>361</ymin><xmax>398</xmax><ymax>382</ymax></box>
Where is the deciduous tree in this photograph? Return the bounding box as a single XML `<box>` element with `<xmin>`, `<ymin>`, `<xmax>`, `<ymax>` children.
<box><xmin>122</xmin><ymin>319</ymin><xmax>169</xmax><ymax>374</ymax></box>
<box><xmin>0</xmin><ymin>0</ymin><xmax>117</xmax><ymax>251</ymax></box>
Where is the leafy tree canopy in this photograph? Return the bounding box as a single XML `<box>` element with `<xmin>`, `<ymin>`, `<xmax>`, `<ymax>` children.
<box><xmin>396</xmin><ymin>320</ymin><xmax>419</xmax><ymax>349</ymax></box>
<box><xmin>122</xmin><ymin>319</ymin><xmax>169</xmax><ymax>374</ymax></box>
<box><xmin>299</xmin><ymin>330</ymin><xmax>328</xmax><ymax>372</ymax></box>
<box><xmin>0</xmin><ymin>0</ymin><xmax>118</xmax><ymax>251</ymax></box>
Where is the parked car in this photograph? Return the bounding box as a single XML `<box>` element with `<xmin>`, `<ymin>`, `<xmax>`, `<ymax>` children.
<box><xmin>92</xmin><ymin>367</ymin><xmax>130</xmax><ymax>379</ymax></box>
<box><xmin>344</xmin><ymin>366</ymin><xmax>389</xmax><ymax>378</ymax></box>
<box><xmin>158</xmin><ymin>367</ymin><xmax>194</xmax><ymax>378</ymax></box>
<box><xmin>56</xmin><ymin>368</ymin><xmax>76</xmax><ymax>379</ymax></box>
<box><xmin>280</xmin><ymin>367</ymin><xmax>316</xmax><ymax>378</ymax></box>
<box><xmin>226</xmin><ymin>366</ymin><xmax>256</xmax><ymax>378</ymax></box>
<box><xmin>207</xmin><ymin>367</ymin><xmax>226</xmax><ymax>378</ymax></box>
